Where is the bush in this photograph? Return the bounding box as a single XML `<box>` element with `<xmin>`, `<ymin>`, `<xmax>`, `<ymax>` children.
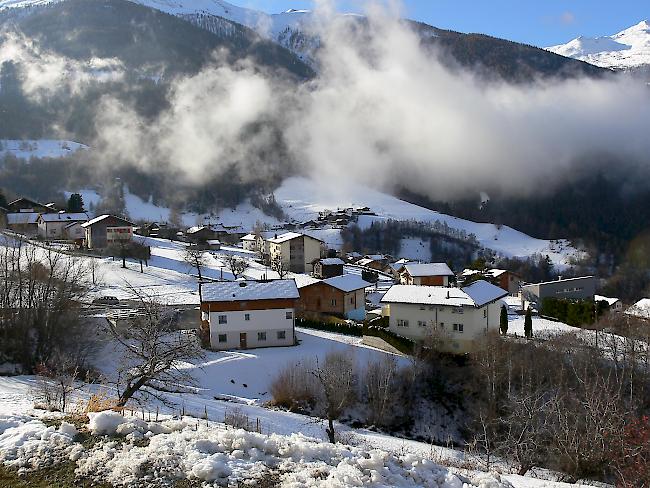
<box><xmin>269</xmin><ymin>361</ymin><xmax>319</xmax><ymax>412</ymax></box>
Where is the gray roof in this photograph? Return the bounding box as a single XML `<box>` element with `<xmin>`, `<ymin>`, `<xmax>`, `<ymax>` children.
<box><xmin>403</xmin><ymin>263</ymin><xmax>454</xmax><ymax>277</ymax></box>
<box><xmin>323</xmin><ymin>274</ymin><xmax>370</xmax><ymax>292</ymax></box>
<box><xmin>319</xmin><ymin>258</ymin><xmax>345</xmax><ymax>265</ymax></box>
<box><xmin>38</xmin><ymin>212</ymin><xmax>88</xmax><ymax>223</ymax></box>
<box><xmin>7</xmin><ymin>213</ymin><xmax>38</xmax><ymax>225</ymax></box>
<box><xmin>201</xmin><ymin>279</ymin><xmax>299</xmax><ymax>303</ymax></box>
<box><xmin>381</xmin><ymin>280</ymin><xmax>506</xmax><ymax>307</ymax></box>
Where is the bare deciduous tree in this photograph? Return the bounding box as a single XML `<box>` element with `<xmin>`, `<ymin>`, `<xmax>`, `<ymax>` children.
<box><xmin>310</xmin><ymin>351</ymin><xmax>356</xmax><ymax>443</ymax></box>
<box><xmin>225</xmin><ymin>254</ymin><xmax>249</xmax><ymax>279</ymax></box>
<box><xmin>270</xmin><ymin>255</ymin><xmax>289</xmax><ymax>279</ymax></box>
<box><xmin>184</xmin><ymin>248</ymin><xmax>207</xmax><ymax>281</ymax></box>
<box><xmin>108</xmin><ymin>286</ymin><xmax>204</xmax><ymax>407</ymax></box>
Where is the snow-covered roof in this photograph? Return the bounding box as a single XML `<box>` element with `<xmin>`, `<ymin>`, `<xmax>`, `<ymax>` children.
<box><xmin>389</xmin><ymin>259</ymin><xmax>410</xmax><ymax>271</ymax></box>
<box><xmin>365</xmin><ymin>254</ymin><xmax>386</xmax><ymax>261</ymax></box>
<box><xmin>323</xmin><ymin>274</ymin><xmax>371</xmax><ymax>293</ymax></box>
<box><xmin>529</xmin><ymin>275</ymin><xmax>595</xmax><ymax>287</ymax></box>
<box><xmin>356</xmin><ymin>258</ymin><xmax>375</xmax><ymax>267</ymax></box>
<box><xmin>462</xmin><ymin>280</ymin><xmax>509</xmax><ymax>307</ymax></box>
<box><xmin>7</xmin><ymin>212</ymin><xmax>38</xmax><ymax>225</ymax></box>
<box><xmin>267</xmin><ymin>232</ymin><xmax>304</xmax><ymax>244</ymax></box>
<box><xmin>403</xmin><ymin>263</ymin><xmax>454</xmax><ymax>277</ymax></box>
<box><xmin>382</xmin><ymin>280</ymin><xmax>507</xmax><ymax>307</ymax></box>
<box><xmin>81</xmin><ymin>215</ymin><xmax>134</xmax><ymax>228</ymax></box>
<box><xmin>201</xmin><ymin>280</ymin><xmax>299</xmax><ymax>303</ymax></box>
<box><xmin>625</xmin><ymin>299</ymin><xmax>650</xmax><ymax>319</ymax></box>
<box><xmin>595</xmin><ymin>295</ymin><xmax>620</xmax><ymax>306</ymax></box>
<box><xmin>38</xmin><ymin>212</ymin><xmax>88</xmax><ymax>222</ymax></box>
<box><xmin>486</xmin><ymin>269</ymin><xmax>507</xmax><ymax>278</ymax></box>
<box><xmin>240</xmin><ymin>234</ymin><xmax>257</xmax><ymax>241</ymax></box>
<box><xmin>460</xmin><ymin>269</ymin><xmax>481</xmax><ymax>277</ymax></box>
<box><xmin>293</xmin><ymin>274</ymin><xmax>321</xmax><ymax>289</ymax></box>
<box><xmin>381</xmin><ymin>285</ymin><xmax>474</xmax><ymax>307</ymax></box>
<box><xmin>319</xmin><ymin>258</ymin><xmax>345</xmax><ymax>265</ymax></box>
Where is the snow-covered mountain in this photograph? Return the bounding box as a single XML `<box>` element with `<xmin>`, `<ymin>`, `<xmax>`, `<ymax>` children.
<box><xmin>547</xmin><ymin>20</ymin><xmax>650</xmax><ymax>71</ymax></box>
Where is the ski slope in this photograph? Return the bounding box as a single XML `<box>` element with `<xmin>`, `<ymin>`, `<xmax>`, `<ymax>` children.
<box><xmin>0</xmin><ymin>139</ymin><xmax>87</xmax><ymax>159</ymax></box>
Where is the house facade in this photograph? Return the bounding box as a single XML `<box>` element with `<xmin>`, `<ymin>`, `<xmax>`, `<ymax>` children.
<box><xmin>296</xmin><ymin>274</ymin><xmax>369</xmax><ymax>321</ymax></box>
<box><xmin>268</xmin><ymin>232</ymin><xmax>323</xmax><ymax>273</ymax></box>
<box><xmin>200</xmin><ymin>280</ymin><xmax>299</xmax><ymax>351</ymax></box>
<box><xmin>313</xmin><ymin>258</ymin><xmax>345</xmax><ymax>279</ymax></box>
<box><xmin>240</xmin><ymin>234</ymin><xmax>257</xmax><ymax>251</ymax></box>
<box><xmin>81</xmin><ymin>215</ymin><xmax>135</xmax><ymax>249</ymax></box>
<box><xmin>6</xmin><ymin>197</ymin><xmax>53</xmax><ymax>214</ymax></box>
<box><xmin>400</xmin><ymin>263</ymin><xmax>454</xmax><ymax>286</ymax></box>
<box><xmin>37</xmin><ymin>212</ymin><xmax>89</xmax><ymax>240</ymax></box>
<box><xmin>381</xmin><ymin>280</ymin><xmax>508</xmax><ymax>354</ymax></box>
<box><xmin>522</xmin><ymin>276</ymin><xmax>596</xmax><ymax>306</ymax></box>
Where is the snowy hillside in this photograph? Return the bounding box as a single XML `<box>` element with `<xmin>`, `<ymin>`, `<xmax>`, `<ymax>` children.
<box><xmin>0</xmin><ymin>0</ymin><xmax>353</xmax><ymax>67</ymax></box>
<box><xmin>0</xmin><ymin>139</ymin><xmax>87</xmax><ymax>159</ymax></box>
<box><xmin>547</xmin><ymin>20</ymin><xmax>650</xmax><ymax>70</ymax></box>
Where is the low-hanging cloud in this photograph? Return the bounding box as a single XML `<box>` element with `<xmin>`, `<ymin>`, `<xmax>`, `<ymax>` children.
<box><xmin>2</xmin><ymin>2</ymin><xmax>650</xmax><ymax>200</ymax></box>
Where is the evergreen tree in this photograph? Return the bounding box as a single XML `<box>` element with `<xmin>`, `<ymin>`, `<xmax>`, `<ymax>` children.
<box><xmin>524</xmin><ymin>308</ymin><xmax>533</xmax><ymax>338</ymax></box>
<box><xmin>499</xmin><ymin>305</ymin><xmax>508</xmax><ymax>335</ymax></box>
<box><xmin>67</xmin><ymin>193</ymin><xmax>85</xmax><ymax>212</ymax></box>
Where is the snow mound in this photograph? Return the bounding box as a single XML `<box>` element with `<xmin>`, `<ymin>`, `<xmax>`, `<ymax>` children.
<box><xmin>74</xmin><ymin>417</ymin><xmax>514</xmax><ymax>487</ymax></box>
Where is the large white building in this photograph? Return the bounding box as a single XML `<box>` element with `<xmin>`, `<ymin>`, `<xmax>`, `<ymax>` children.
<box><xmin>200</xmin><ymin>280</ymin><xmax>299</xmax><ymax>351</ymax></box>
<box><xmin>267</xmin><ymin>232</ymin><xmax>323</xmax><ymax>273</ymax></box>
<box><xmin>381</xmin><ymin>280</ymin><xmax>508</xmax><ymax>353</ymax></box>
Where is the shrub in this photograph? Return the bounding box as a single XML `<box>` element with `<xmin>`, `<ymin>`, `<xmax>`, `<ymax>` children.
<box><xmin>269</xmin><ymin>361</ymin><xmax>319</xmax><ymax>412</ymax></box>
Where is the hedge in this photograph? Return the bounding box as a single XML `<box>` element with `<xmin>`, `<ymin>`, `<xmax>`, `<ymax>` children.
<box><xmin>295</xmin><ymin>318</ymin><xmax>363</xmax><ymax>337</ymax></box>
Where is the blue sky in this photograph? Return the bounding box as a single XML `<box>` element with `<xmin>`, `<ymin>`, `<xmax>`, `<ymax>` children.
<box><xmin>242</xmin><ymin>1</ymin><xmax>648</xmax><ymax>47</ymax></box>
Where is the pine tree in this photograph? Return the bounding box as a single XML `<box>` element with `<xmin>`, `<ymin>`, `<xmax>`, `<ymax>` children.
<box><xmin>499</xmin><ymin>305</ymin><xmax>508</xmax><ymax>335</ymax></box>
<box><xmin>67</xmin><ymin>193</ymin><xmax>84</xmax><ymax>213</ymax></box>
<box><xmin>524</xmin><ymin>308</ymin><xmax>533</xmax><ymax>338</ymax></box>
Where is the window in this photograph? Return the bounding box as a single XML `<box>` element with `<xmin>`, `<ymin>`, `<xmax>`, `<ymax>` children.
<box><xmin>286</xmin><ymin>311</ymin><xmax>293</xmax><ymax>320</ymax></box>
<box><xmin>418</xmin><ymin>320</ymin><xmax>427</xmax><ymax>327</ymax></box>
<box><xmin>277</xmin><ymin>331</ymin><xmax>286</xmax><ymax>340</ymax></box>
<box><xmin>218</xmin><ymin>315</ymin><xmax>227</xmax><ymax>324</ymax></box>
<box><xmin>331</xmin><ymin>299</ymin><xmax>337</xmax><ymax>306</ymax></box>
<box><xmin>453</xmin><ymin>324</ymin><xmax>457</xmax><ymax>331</ymax></box>
<box><xmin>245</xmin><ymin>313</ymin><xmax>250</xmax><ymax>321</ymax></box>
<box><xmin>397</xmin><ymin>319</ymin><xmax>409</xmax><ymax>327</ymax></box>
<box><xmin>439</xmin><ymin>322</ymin><xmax>445</xmax><ymax>329</ymax></box>
<box><xmin>218</xmin><ymin>334</ymin><xmax>227</xmax><ymax>343</ymax></box>
<box><xmin>452</xmin><ymin>307</ymin><xmax>464</xmax><ymax>314</ymax></box>
<box><xmin>420</xmin><ymin>305</ymin><xmax>426</xmax><ymax>311</ymax></box>
<box><xmin>483</xmin><ymin>309</ymin><xmax>487</xmax><ymax>318</ymax></box>
<box><xmin>453</xmin><ymin>324</ymin><xmax>464</xmax><ymax>333</ymax></box>
<box><xmin>257</xmin><ymin>332</ymin><xmax>267</xmax><ymax>341</ymax></box>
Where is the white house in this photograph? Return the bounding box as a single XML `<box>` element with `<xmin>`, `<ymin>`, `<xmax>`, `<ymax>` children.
<box><xmin>200</xmin><ymin>280</ymin><xmax>299</xmax><ymax>351</ymax></box>
<box><xmin>267</xmin><ymin>232</ymin><xmax>323</xmax><ymax>273</ymax></box>
<box><xmin>381</xmin><ymin>280</ymin><xmax>508</xmax><ymax>353</ymax></box>
<box><xmin>37</xmin><ymin>212</ymin><xmax>89</xmax><ymax>240</ymax></box>
<box><xmin>240</xmin><ymin>233</ymin><xmax>257</xmax><ymax>252</ymax></box>
<box><xmin>399</xmin><ymin>263</ymin><xmax>454</xmax><ymax>286</ymax></box>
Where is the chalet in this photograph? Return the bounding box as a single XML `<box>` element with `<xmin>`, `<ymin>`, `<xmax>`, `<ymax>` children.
<box><xmin>595</xmin><ymin>295</ymin><xmax>623</xmax><ymax>313</ymax></box>
<box><xmin>485</xmin><ymin>269</ymin><xmax>521</xmax><ymax>296</ymax></box>
<box><xmin>381</xmin><ymin>280</ymin><xmax>508</xmax><ymax>354</ymax></box>
<box><xmin>240</xmin><ymin>233</ymin><xmax>258</xmax><ymax>252</ymax></box>
<box><xmin>313</xmin><ymin>258</ymin><xmax>345</xmax><ymax>279</ymax></box>
<box><xmin>185</xmin><ymin>226</ymin><xmax>218</xmax><ymax>244</ymax></box>
<box><xmin>81</xmin><ymin>215</ymin><xmax>135</xmax><ymax>249</ymax></box>
<box><xmin>7</xmin><ymin>212</ymin><xmax>39</xmax><ymax>236</ymax></box>
<box><xmin>356</xmin><ymin>256</ymin><xmax>388</xmax><ymax>271</ymax></box>
<box><xmin>267</xmin><ymin>232</ymin><xmax>323</xmax><ymax>273</ymax></box>
<box><xmin>37</xmin><ymin>212</ymin><xmax>89</xmax><ymax>240</ymax></box>
<box><xmin>199</xmin><ymin>280</ymin><xmax>299</xmax><ymax>350</ymax></box>
<box><xmin>522</xmin><ymin>276</ymin><xmax>596</xmax><ymax>307</ymax></box>
<box><xmin>296</xmin><ymin>274</ymin><xmax>370</xmax><ymax>321</ymax></box>
<box><xmin>387</xmin><ymin>259</ymin><xmax>411</xmax><ymax>279</ymax></box>
<box><xmin>400</xmin><ymin>263</ymin><xmax>454</xmax><ymax>286</ymax></box>
<box><xmin>6</xmin><ymin>197</ymin><xmax>53</xmax><ymax>214</ymax></box>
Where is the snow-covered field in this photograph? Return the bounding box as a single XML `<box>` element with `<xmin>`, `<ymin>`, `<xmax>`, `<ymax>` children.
<box><xmin>0</xmin><ymin>139</ymin><xmax>87</xmax><ymax>159</ymax></box>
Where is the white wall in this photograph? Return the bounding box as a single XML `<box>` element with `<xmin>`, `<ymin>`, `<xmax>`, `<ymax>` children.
<box><xmin>208</xmin><ymin>308</ymin><xmax>295</xmax><ymax>350</ymax></box>
<box><xmin>387</xmin><ymin>301</ymin><xmax>499</xmax><ymax>353</ymax></box>
<box><xmin>303</xmin><ymin>236</ymin><xmax>322</xmax><ymax>272</ymax></box>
